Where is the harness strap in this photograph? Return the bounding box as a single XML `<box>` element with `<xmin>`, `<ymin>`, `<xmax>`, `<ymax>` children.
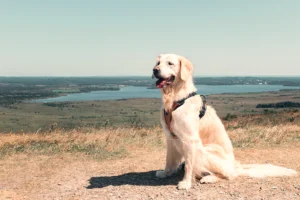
<box><xmin>164</xmin><ymin>109</ymin><xmax>177</xmax><ymax>138</ymax></box>
<box><xmin>164</xmin><ymin>92</ymin><xmax>207</xmax><ymax>139</ymax></box>
<box><xmin>199</xmin><ymin>95</ymin><xmax>206</xmax><ymax>118</ymax></box>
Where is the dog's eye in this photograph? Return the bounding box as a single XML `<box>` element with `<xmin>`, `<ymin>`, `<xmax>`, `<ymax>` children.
<box><xmin>157</xmin><ymin>61</ymin><xmax>160</xmax><ymax>66</ymax></box>
<box><xmin>168</xmin><ymin>62</ymin><xmax>173</xmax><ymax>65</ymax></box>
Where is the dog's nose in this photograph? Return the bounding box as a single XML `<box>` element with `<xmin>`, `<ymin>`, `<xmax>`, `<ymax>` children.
<box><xmin>153</xmin><ymin>68</ymin><xmax>160</xmax><ymax>76</ymax></box>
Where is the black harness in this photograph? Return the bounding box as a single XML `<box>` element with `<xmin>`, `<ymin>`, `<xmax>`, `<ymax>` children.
<box><xmin>164</xmin><ymin>92</ymin><xmax>207</xmax><ymax>138</ymax></box>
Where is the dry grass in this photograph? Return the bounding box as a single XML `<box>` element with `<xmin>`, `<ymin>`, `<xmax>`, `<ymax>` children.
<box><xmin>229</xmin><ymin>124</ymin><xmax>300</xmax><ymax>148</ymax></box>
<box><xmin>0</xmin><ymin>127</ymin><xmax>164</xmax><ymax>159</ymax></box>
<box><xmin>1</xmin><ymin>123</ymin><xmax>300</xmax><ymax>160</ymax></box>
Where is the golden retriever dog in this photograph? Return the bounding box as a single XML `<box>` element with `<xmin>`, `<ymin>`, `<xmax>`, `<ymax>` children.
<box><xmin>152</xmin><ymin>54</ymin><xmax>297</xmax><ymax>190</ymax></box>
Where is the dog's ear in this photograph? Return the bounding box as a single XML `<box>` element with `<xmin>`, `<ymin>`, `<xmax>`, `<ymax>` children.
<box><xmin>179</xmin><ymin>56</ymin><xmax>193</xmax><ymax>81</ymax></box>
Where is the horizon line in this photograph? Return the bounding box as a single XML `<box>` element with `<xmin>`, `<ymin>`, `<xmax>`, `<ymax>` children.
<box><xmin>0</xmin><ymin>75</ymin><xmax>300</xmax><ymax>78</ymax></box>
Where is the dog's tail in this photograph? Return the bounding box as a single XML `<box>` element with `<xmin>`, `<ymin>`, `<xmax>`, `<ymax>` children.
<box><xmin>236</xmin><ymin>163</ymin><xmax>297</xmax><ymax>178</ymax></box>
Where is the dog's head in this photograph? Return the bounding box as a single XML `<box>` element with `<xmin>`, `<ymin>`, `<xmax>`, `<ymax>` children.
<box><xmin>152</xmin><ymin>54</ymin><xmax>193</xmax><ymax>88</ymax></box>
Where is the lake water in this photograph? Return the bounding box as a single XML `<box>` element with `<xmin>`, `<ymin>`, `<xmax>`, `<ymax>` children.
<box><xmin>32</xmin><ymin>85</ymin><xmax>300</xmax><ymax>103</ymax></box>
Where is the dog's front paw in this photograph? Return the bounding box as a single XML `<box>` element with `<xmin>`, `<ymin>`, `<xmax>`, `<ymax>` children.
<box><xmin>177</xmin><ymin>180</ymin><xmax>191</xmax><ymax>190</ymax></box>
<box><xmin>156</xmin><ymin>170</ymin><xmax>167</xmax><ymax>178</ymax></box>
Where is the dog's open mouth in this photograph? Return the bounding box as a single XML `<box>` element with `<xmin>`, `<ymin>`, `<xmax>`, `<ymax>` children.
<box><xmin>156</xmin><ymin>76</ymin><xmax>175</xmax><ymax>88</ymax></box>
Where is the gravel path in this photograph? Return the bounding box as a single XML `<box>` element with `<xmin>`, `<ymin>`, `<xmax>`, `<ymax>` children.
<box><xmin>0</xmin><ymin>147</ymin><xmax>299</xmax><ymax>200</ymax></box>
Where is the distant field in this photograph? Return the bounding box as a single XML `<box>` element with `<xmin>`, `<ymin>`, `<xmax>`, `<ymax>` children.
<box><xmin>1</xmin><ymin>76</ymin><xmax>300</xmax><ymax>132</ymax></box>
<box><xmin>0</xmin><ymin>90</ymin><xmax>300</xmax><ymax>132</ymax></box>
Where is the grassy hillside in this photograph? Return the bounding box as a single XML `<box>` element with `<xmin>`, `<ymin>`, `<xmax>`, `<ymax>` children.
<box><xmin>0</xmin><ymin>89</ymin><xmax>300</xmax><ymax>159</ymax></box>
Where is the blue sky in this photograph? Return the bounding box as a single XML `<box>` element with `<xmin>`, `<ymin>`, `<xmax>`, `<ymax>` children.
<box><xmin>0</xmin><ymin>0</ymin><xmax>299</xmax><ymax>76</ymax></box>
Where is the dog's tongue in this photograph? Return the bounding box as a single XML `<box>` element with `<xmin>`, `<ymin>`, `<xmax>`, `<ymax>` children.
<box><xmin>156</xmin><ymin>79</ymin><xmax>166</xmax><ymax>88</ymax></box>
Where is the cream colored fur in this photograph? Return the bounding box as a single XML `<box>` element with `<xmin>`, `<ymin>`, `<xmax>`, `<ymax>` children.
<box><xmin>153</xmin><ymin>54</ymin><xmax>297</xmax><ymax>190</ymax></box>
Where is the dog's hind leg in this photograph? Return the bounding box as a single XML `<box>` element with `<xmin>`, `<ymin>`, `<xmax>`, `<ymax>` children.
<box><xmin>156</xmin><ymin>138</ymin><xmax>182</xmax><ymax>178</ymax></box>
<box><xmin>203</xmin><ymin>152</ymin><xmax>238</xmax><ymax>180</ymax></box>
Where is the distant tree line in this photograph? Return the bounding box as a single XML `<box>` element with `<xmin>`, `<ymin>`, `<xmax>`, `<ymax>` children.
<box><xmin>256</xmin><ymin>101</ymin><xmax>300</xmax><ymax>108</ymax></box>
<box><xmin>0</xmin><ymin>85</ymin><xmax>56</xmax><ymax>106</ymax></box>
<box><xmin>0</xmin><ymin>80</ymin><xmax>120</xmax><ymax>106</ymax></box>
<box><xmin>79</xmin><ymin>86</ymin><xmax>119</xmax><ymax>92</ymax></box>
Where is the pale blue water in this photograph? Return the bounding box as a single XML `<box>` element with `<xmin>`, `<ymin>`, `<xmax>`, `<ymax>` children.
<box><xmin>32</xmin><ymin>85</ymin><xmax>300</xmax><ymax>103</ymax></box>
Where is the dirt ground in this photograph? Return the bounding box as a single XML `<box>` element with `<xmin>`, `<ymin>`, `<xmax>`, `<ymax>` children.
<box><xmin>0</xmin><ymin>146</ymin><xmax>299</xmax><ymax>200</ymax></box>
